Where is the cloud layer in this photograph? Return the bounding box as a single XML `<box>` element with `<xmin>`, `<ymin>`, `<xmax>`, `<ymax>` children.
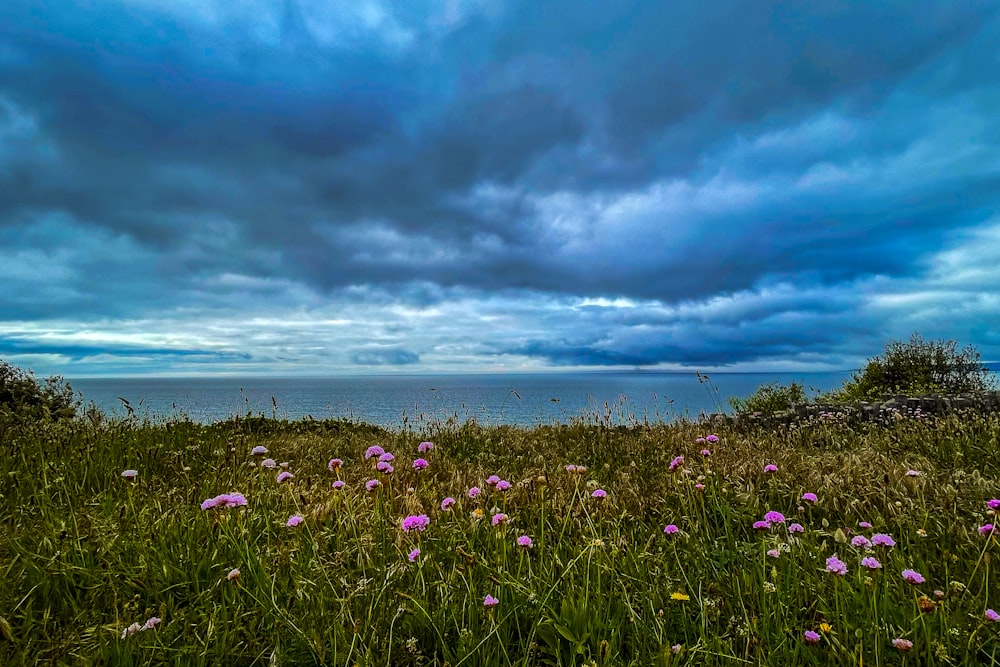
<box><xmin>2</xmin><ymin>0</ymin><xmax>999</xmax><ymax>375</ymax></box>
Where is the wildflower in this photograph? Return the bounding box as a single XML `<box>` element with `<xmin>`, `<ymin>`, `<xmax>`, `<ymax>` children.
<box><xmin>412</xmin><ymin>458</ymin><xmax>429</xmax><ymax>471</ymax></box>
<box><xmin>486</xmin><ymin>475</ymin><xmax>501</xmax><ymax>486</ymax></box>
<box><xmin>365</xmin><ymin>479</ymin><xmax>380</xmax><ymax>492</ymax></box>
<box><xmin>669</xmin><ymin>456</ymin><xmax>684</xmax><ymax>471</ymax></box>
<box><xmin>767</xmin><ymin>549</ymin><xmax>781</xmax><ymax>558</ymax></box>
<box><xmin>871</xmin><ymin>533</ymin><xmax>896</xmax><ymax>547</ymax></box>
<box><xmin>261</xmin><ymin>458</ymin><xmax>276</xmax><ymax>469</ymax></box>
<box><xmin>916</xmin><ymin>528</ymin><xmax>927</xmax><ymax>537</ymax></box>
<box><xmin>902</xmin><ymin>569</ymin><xmax>926</xmax><ymax>585</ymax></box>
<box><xmin>819</xmin><ymin>622</ymin><xmax>832</xmax><ymax>633</ymax></box>
<box><xmin>401</xmin><ymin>514</ymin><xmax>431</xmax><ymax>532</ymax></box>
<box><xmin>905</xmin><ymin>469</ymin><xmax>921</xmax><ymax>477</ymax></box>
<box><xmin>279</xmin><ymin>462</ymin><xmax>288</xmax><ymax>468</ymax></box>
<box><xmin>861</xmin><ymin>556</ymin><xmax>882</xmax><ymax>570</ymax></box>
<box><xmin>441</xmin><ymin>497</ymin><xmax>456</xmax><ymax>510</ymax></box>
<box><xmin>764</xmin><ymin>511</ymin><xmax>785</xmax><ymax>524</ymax></box>
<box><xmin>664</xmin><ymin>524</ymin><xmax>679</xmax><ymax>535</ymax></box>
<box><xmin>286</xmin><ymin>515</ymin><xmax>303</xmax><ymax>527</ymax></box>
<box><xmin>671</xmin><ymin>644</ymin><xmax>682</xmax><ymax>654</ymax></box>
<box><xmin>988</xmin><ymin>499</ymin><xmax>1000</xmax><ymax>511</ymax></box>
<box><xmin>332</xmin><ymin>480</ymin><xmax>346</xmax><ymax>489</ymax></box>
<box><xmin>803</xmin><ymin>630</ymin><xmax>820</xmax><ymax>644</ymax></box>
<box><xmin>418</xmin><ymin>441</ymin><xmax>434</xmax><ymax>453</ymax></box>
<box><xmin>491</xmin><ymin>512</ymin><xmax>507</xmax><ymax>526</ymax></box>
<box><xmin>517</xmin><ymin>535</ymin><xmax>533</xmax><ymax>548</ymax></box>
<box><xmin>121</xmin><ymin>469</ymin><xmax>138</xmax><ymax>480</ymax></box>
<box><xmin>591</xmin><ymin>489</ymin><xmax>607</xmax><ymax>499</ymax></box>
<box><xmin>851</xmin><ymin>536</ymin><xmax>872</xmax><ymax>548</ymax></box>
<box><xmin>226</xmin><ymin>567</ymin><xmax>240</xmax><ymax>580</ymax></box>
<box><xmin>694</xmin><ymin>483</ymin><xmax>706</xmax><ymax>491</ymax></box>
<box><xmin>892</xmin><ymin>638</ymin><xmax>913</xmax><ymax>652</ymax></box>
<box><xmin>276</xmin><ymin>471</ymin><xmax>293</xmax><ymax>483</ymax></box>
<box><xmin>700</xmin><ymin>449</ymin><xmax>711</xmax><ymax>456</ymax></box>
<box><xmin>695</xmin><ymin>437</ymin><xmax>705</xmax><ymax>444</ymax></box>
<box><xmin>483</xmin><ymin>594</ymin><xmax>499</xmax><ymax>607</ymax></box>
<box><xmin>408</xmin><ymin>548</ymin><xmax>421</xmax><ymax>562</ymax></box>
<box><xmin>706</xmin><ymin>434</ymin><xmax>719</xmax><ymax>443</ymax></box>
<box><xmin>825</xmin><ymin>555</ymin><xmax>848</xmax><ymax>576</ymax></box>
<box><xmin>565</xmin><ymin>464</ymin><xmax>578</xmax><ymax>473</ymax></box>
<box><xmin>379</xmin><ymin>452</ymin><xmax>395</xmax><ymax>463</ymax></box>
<box><xmin>788</xmin><ymin>523</ymin><xmax>805</xmax><ymax>534</ymax></box>
<box><xmin>471</xmin><ymin>508</ymin><xmax>484</xmax><ymax>520</ymax></box>
<box><xmin>985</xmin><ymin>609</ymin><xmax>999</xmax><ymax>622</ymax></box>
<box><xmin>327</xmin><ymin>458</ymin><xmax>342</xmax><ymax>471</ymax></box>
<box><xmin>142</xmin><ymin>617</ymin><xmax>161</xmax><ymax>631</ymax></box>
<box><xmin>933</xmin><ymin>589</ymin><xmax>945</xmax><ymax>599</ymax></box>
<box><xmin>376</xmin><ymin>461</ymin><xmax>394</xmax><ymax>474</ymax></box>
<box><xmin>200</xmin><ymin>493</ymin><xmax>247</xmax><ymax>510</ymax></box>
<box><xmin>802</xmin><ymin>492</ymin><xmax>818</xmax><ymax>502</ymax></box>
<box><xmin>763</xmin><ymin>464</ymin><xmax>778</xmax><ymax>473</ymax></box>
<box><xmin>859</xmin><ymin>521</ymin><xmax>873</xmax><ymax>529</ymax></box>
<box><xmin>251</xmin><ymin>446</ymin><xmax>268</xmax><ymax>456</ymax></box>
<box><xmin>670</xmin><ymin>592</ymin><xmax>690</xmax><ymax>601</ymax></box>
<box><xmin>753</xmin><ymin>520</ymin><xmax>771</xmax><ymax>530</ymax></box>
<box><xmin>468</xmin><ymin>486</ymin><xmax>481</xmax><ymax>498</ymax></box>
<box><xmin>496</xmin><ymin>479</ymin><xmax>511</xmax><ymax>491</ymax></box>
<box><xmin>979</xmin><ymin>524</ymin><xmax>995</xmax><ymax>535</ymax></box>
<box><xmin>917</xmin><ymin>595</ymin><xmax>935</xmax><ymax>613</ymax></box>
<box><xmin>364</xmin><ymin>446</ymin><xmax>384</xmax><ymax>460</ymax></box>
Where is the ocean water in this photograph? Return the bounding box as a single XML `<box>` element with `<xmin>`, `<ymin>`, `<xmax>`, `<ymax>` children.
<box><xmin>69</xmin><ymin>372</ymin><xmax>853</xmax><ymax>428</ymax></box>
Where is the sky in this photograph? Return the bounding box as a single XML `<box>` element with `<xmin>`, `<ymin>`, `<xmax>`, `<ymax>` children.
<box><xmin>1</xmin><ymin>1</ymin><xmax>999</xmax><ymax>377</ymax></box>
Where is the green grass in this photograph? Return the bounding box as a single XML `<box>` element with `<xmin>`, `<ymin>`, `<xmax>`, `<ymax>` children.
<box><xmin>1</xmin><ymin>408</ymin><xmax>999</xmax><ymax>665</ymax></box>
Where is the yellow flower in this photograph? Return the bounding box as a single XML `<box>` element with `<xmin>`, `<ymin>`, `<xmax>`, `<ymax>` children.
<box><xmin>471</xmin><ymin>508</ymin><xmax>484</xmax><ymax>519</ymax></box>
<box><xmin>670</xmin><ymin>592</ymin><xmax>690</xmax><ymax>601</ymax></box>
<box><xmin>591</xmin><ymin>538</ymin><xmax>604</xmax><ymax>547</ymax></box>
<box><xmin>819</xmin><ymin>622</ymin><xmax>832</xmax><ymax>633</ymax></box>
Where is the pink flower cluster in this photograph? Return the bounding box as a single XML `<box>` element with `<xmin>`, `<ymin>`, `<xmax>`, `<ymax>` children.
<box><xmin>418</xmin><ymin>441</ymin><xmax>434</xmax><ymax>453</ymax></box>
<box><xmin>200</xmin><ymin>493</ymin><xmax>247</xmax><ymax>510</ymax></box>
<box><xmin>122</xmin><ymin>616</ymin><xmax>161</xmax><ymax>638</ymax></box>
<box><xmin>402</xmin><ymin>514</ymin><xmax>431</xmax><ymax>532</ymax></box>
<box><xmin>669</xmin><ymin>456</ymin><xmax>684</xmax><ymax>471</ymax></box>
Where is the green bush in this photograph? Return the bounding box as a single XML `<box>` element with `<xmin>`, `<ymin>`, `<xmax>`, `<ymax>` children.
<box><xmin>0</xmin><ymin>359</ymin><xmax>78</xmax><ymax>421</ymax></box>
<box><xmin>830</xmin><ymin>333</ymin><xmax>995</xmax><ymax>402</ymax></box>
<box><xmin>727</xmin><ymin>380</ymin><xmax>810</xmax><ymax>414</ymax></box>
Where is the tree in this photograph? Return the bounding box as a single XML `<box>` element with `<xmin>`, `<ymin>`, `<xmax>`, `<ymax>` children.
<box><xmin>0</xmin><ymin>359</ymin><xmax>78</xmax><ymax>420</ymax></box>
<box><xmin>831</xmin><ymin>334</ymin><xmax>995</xmax><ymax>402</ymax></box>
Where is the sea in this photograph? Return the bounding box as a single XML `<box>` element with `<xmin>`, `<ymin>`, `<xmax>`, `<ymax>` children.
<box><xmin>69</xmin><ymin>371</ymin><xmax>853</xmax><ymax>428</ymax></box>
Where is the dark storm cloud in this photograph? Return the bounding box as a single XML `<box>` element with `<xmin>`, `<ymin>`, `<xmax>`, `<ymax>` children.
<box><xmin>1</xmin><ymin>0</ymin><xmax>999</xmax><ymax>372</ymax></box>
<box><xmin>0</xmin><ymin>335</ymin><xmax>250</xmax><ymax>362</ymax></box>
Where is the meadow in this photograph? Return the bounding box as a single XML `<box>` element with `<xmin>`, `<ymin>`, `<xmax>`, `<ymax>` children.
<box><xmin>2</xmin><ymin>407</ymin><xmax>999</xmax><ymax>665</ymax></box>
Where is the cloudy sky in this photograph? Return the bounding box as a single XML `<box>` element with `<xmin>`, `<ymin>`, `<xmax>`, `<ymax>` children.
<box><xmin>1</xmin><ymin>1</ymin><xmax>999</xmax><ymax>377</ymax></box>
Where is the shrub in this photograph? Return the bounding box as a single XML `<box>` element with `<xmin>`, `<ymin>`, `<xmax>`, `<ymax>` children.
<box><xmin>830</xmin><ymin>334</ymin><xmax>995</xmax><ymax>402</ymax></box>
<box><xmin>728</xmin><ymin>380</ymin><xmax>810</xmax><ymax>414</ymax></box>
<box><xmin>0</xmin><ymin>359</ymin><xmax>78</xmax><ymax>421</ymax></box>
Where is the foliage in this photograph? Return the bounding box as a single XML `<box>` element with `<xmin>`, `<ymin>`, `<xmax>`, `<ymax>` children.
<box><xmin>831</xmin><ymin>334</ymin><xmax>996</xmax><ymax>402</ymax></box>
<box><xmin>2</xmin><ymin>409</ymin><xmax>999</xmax><ymax>665</ymax></box>
<box><xmin>0</xmin><ymin>359</ymin><xmax>78</xmax><ymax>422</ymax></box>
<box><xmin>727</xmin><ymin>380</ymin><xmax>811</xmax><ymax>414</ymax></box>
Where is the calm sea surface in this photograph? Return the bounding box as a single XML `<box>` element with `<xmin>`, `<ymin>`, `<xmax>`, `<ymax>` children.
<box><xmin>69</xmin><ymin>372</ymin><xmax>853</xmax><ymax>428</ymax></box>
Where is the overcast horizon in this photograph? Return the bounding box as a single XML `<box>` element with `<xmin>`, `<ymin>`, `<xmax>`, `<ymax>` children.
<box><xmin>3</xmin><ymin>1</ymin><xmax>1000</xmax><ymax>378</ymax></box>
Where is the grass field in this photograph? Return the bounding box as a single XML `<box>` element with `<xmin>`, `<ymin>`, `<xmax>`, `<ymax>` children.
<box><xmin>1</xmin><ymin>408</ymin><xmax>998</xmax><ymax>665</ymax></box>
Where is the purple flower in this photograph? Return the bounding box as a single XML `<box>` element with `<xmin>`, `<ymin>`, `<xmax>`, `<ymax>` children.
<box><xmin>892</xmin><ymin>638</ymin><xmax>913</xmax><ymax>652</ymax></box>
<box><xmin>788</xmin><ymin>523</ymin><xmax>805</xmax><ymax>533</ymax></box>
<box><xmin>364</xmin><ymin>446</ymin><xmax>384</xmax><ymax>460</ymax></box>
<box><xmin>226</xmin><ymin>568</ymin><xmax>240</xmax><ymax>581</ymax></box>
<box><xmin>496</xmin><ymin>479</ymin><xmax>511</xmax><ymax>491</ymax></box>
<box><xmin>276</xmin><ymin>471</ymin><xmax>293</xmax><ymax>483</ymax></box>
<box><xmin>859</xmin><ymin>521</ymin><xmax>873</xmax><ymax>529</ymax></box>
<box><xmin>408</xmin><ymin>548</ymin><xmax>421</xmax><ymax>562</ymax></box>
<box><xmin>379</xmin><ymin>452</ymin><xmax>395</xmax><ymax>463</ymax></box>
<box><xmin>565</xmin><ymin>464</ymin><xmax>578</xmax><ymax>473</ymax></box>
<box><xmin>802</xmin><ymin>492</ymin><xmax>818</xmax><ymax>502</ymax></box>
<box><xmin>261</xmin><ymin>458</ymin><xmax>276</xmax><ymax>469</ymax></box>
<box><xmin>669</xmin><ymin>456</ymin><xmax>684</xmax><ymax>471</ymax></box>
<box><xmin>591</xmin><ymin>489</ymin><xmax>607</xmax><ymax>499</ymax></box>
<box><xmin>985</xmin><ymin>609</ymin><xmax>999</xmax><ymax>622</ymax></box>
<box><xmin>695</xmin><ymin>437</ymin><xmax>705</xmax><ymax>444</ymax></box>
<box><xmin>902</xmin><ymin>569</ymin><xmax>925</xmax><ymax>585</ymax></box>
<box><xmin>851</xmin><ymin>536</ymin><xmax>872</xmax><ymax>548</ymax></box>
<box><xmin>988</xmin><ymin>498</ymin><xmax>1000</xmax><ymax>511</ymax></box>
<box><xmin>979</xmin><ymin>524</ymin><xmax>995</xmax><ymax>535</ymax></box>
<box><xmin>700</xmin><ymin>449</ymin><xmax>711</xmax><ymax>456</ymax></box>
<box><xmin>767</xmin><ymin>549</ymin><xmax>781</xmax><ymax>558</ymax></box>
<box><xmin>905</xmin><ymin>469</ymin><xmax>920</xmax><ymax>477</ymax></box>
<box><xmin>251</xmin><ymin>446</ymin><xmax>268</xmax><ymax>456</ymax></box>
<box><xmin>412</xmin><ymin>458</ymin><xmax>429</xmax><ymax>471</ymax></box>
<box><xmin>486</xmin><ymin>475</ymin><xmax>501</xmax><ymax>486</ymax></box>
<box><xmin>706</xmin><ymin>434</ymin><xmax>719</xmax><ymax>443</ymax></box>
<box><xmin>468</xmin><ymin>486</ymin><xmax>481</xmax><ymax>498</ymax></box>
<box><xmin>694</xmin><ymin>483</ymin><xmax>706</xmax><ymax>491</ymax></box>
<box><xmin>141</xmin><ymin>616</ymin><xmax>161</xmax><ymax>631</ymax></box>
<box><xmin>332</xmin><ymin>480</ymin><xmax>346</xmax><ymax>489</ymax></box>
<box><xmin>328</xmin><ymin>458</ymin><xmax>343</xmax><ymax>471</ymax></box>
<box><xmin>418</xmin><ymin>441</ymin><xmax>434</xmax><ymax>453</ymax></box>
<box><xmin>441</xmin><ymin>497</ymin><xmax>456</xmax><ymax>510</ymax></box>
<box><xmin>763</xmin><ymin>464</ymin><xmax>778</xmax><ymax>473</ymax></box>
<box><xmin>753</xmin><ymin>520</ymin><xmax>771</xmax><ymax>530</ymax></box>
<box><xmin>491</xmin><ymin>512</ymin><xmax>507</xmax><ymax>526</ymax></box>
<box><xmin>764</xmin><ymin>511</ymin><xmax>785</xmax><ymax>524</ymax></box>
<box><xmin>483</xmin><ymin>594</ymin><xmax>499</xmax><ymax>607</ymax></box>
<box><xmin>376</xmin><ymin>461</ymin><xmax>394</xmax><ymax>474</ymax></box>
<box><xmin>121</xmin><ymin>469</ymin><xmax>138</xmax><ymax>480</ymax></box>
<box><xmin>861</xmin><ymin>556</ymin><xmax>882</xmax><ymax>570</ymax></box>
<box><xmin>871</xmin><ymin>533</ymin><xmax>896</xmax><ymax>547</ymax></box>
<box><xmin>201</xmin><ymin>493</ymin><xmax>248</xmax><ymax>510</ymax></box>
<box><xmin>517</xmin><ymin>535</ymin><xmax>532</xmax><ymax>548</ymax></box>
<box><xmin>803</xmin><ymin>630</ymin><xmax>820</xmax><ymax>644</ymax></box>
<box><xmin>826</xmin><ymin>555</ymin><xmax>848</xmax><ymax>576</ymax></box>
<box><xmin>402</xmin><ymin>514</ymin><xmax>431</xmax><ymax>532</ymax></box>
<box><xmin>286</xmin><ymin>515</ymin><xmax>303</xmax><ymax>527</ymax></box>
<box><xmin>664</xmin><ymin>524</ymin><xmax>679</xmax><ymax>535</ymax></box>
<box><xmin>365</xmin><ymin>479</ymin><xmax>380</xmax><ymax>492</ymax></box>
